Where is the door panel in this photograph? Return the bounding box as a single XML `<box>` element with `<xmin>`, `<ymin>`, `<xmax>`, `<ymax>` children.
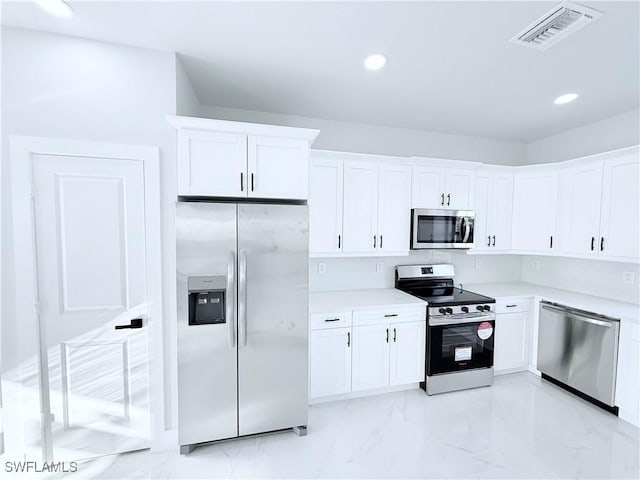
<box><xmin>512</xmin><ymin>171</ymin><xmax>558</xmax><ymax>251</ymax></box>
<box><xmin>237</xmin><ymin>204</ymin><xmax>308</xmax><ymax>435</ymax></box>
<box><xmin>176</xmin><ymin>202</ymin><xmax>238</xmax><ymax>445</ymax></box>
<box><xmin>490</xmin><ymin>173</ymin><xmax>514</xmax><ymax>250</ymax></box>
<box><xmin>377</xmin><ymin>165</ymin><xmax>411</xmax><ymax>253</ymax></box>
<box><xmin>351</xmin><ymin>324</ymin><xmax>390</xmax><ymax>391</ymax></box>
<box><xmin>342</xmin><ymin>161</ymin><xmax>379</xmax><ymax>252</ymax></box>
<box><xmin>600</xmin><ymin>153</ymin><xmax>640</xmax><ymax>260</ymax></box>
<box><xmin>474</xmin><ymin>173</ymin><xmax>491</xmax><ymax>250</ymax></box>
<box><xmin>389</xmin><ymin>322</ymin><xmax>425</xmax><ymax>385</ymax></box>
<box><xmin>445</xmin><ymin>168</ymin><xmax>475</xmax><ymax>209</ymax></box>
<box><xmin>494</xmin><ymin>313</ymin><xmax>528</xmax><ymax>372</ymax></box>
<box><xmin>309</xmin><ymin>328</ymin><xmax>351</xmax><ymax>398</ymax></box>
<box><xmin>309</xmin><ymin>159</ymin><xmax>343</xmax><ymax>254</ymax></box>
<box><xmin>411</xmin><ymin>166</ymin><xmax>445</xmax><ymax>208</ymax></box>
<box><xmin>33</xmin><ymin>155</ymin><xmax>150</xmax><ymax>460</ymax></box>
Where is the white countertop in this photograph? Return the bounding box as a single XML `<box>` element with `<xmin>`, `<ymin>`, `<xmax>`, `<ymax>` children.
<box><xmin>465</xmin><ymin>282</ymin><xmax>640</xmax><ymax>324</ymax></box>
<box><xmin>309</xmin><ymin>288</ymin><xmax>427</xmax><ymax>313</ymax></box>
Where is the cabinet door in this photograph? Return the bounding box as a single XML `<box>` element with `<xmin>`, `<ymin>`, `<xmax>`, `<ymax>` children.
<box><xmin>389</xmin><ymin>321</ymin><xmax>425</xmax><ymax>385</ymax></box>
<box><xmin>351</xmin><ymin>324</ymin><xmax>390</xmax><ymax>391</ymax></box>
<box><xmin>342</xmin><ymin>161</ymin><xmax>379</xmax><ymax>253</ymax></box>
<box><xmin>615</xmin><ymin>321</ymin><xmax>640</xmax><ymax>427</ymax></box>
<box><xmin>473</xmin><ymin>172</ymin><xmax>491</xmax><ymax>250</ymax></box>
<box><xmin>494</xmin><ymin>312</ymin><xmax>529</xmax><ymax>373</ymax></box>
<box><xmin>178</xmin><ymin>130</ymin><xmax>246</xmax><ymax>197</ymax></box>
<box><xmin>247</xmin><ymin>136</ymin><xmax>309</xmax><ymax>199</ymax></box>
<box><xmin>309</xmin><ymin>159</ymin><xmax>343</xmax><ymax>254</ymax></box>
<box><xmin>445</xmin><ymin>168</ymin><xmax>475</xmax><ymax>209</ymax></box>
<box><xmin>309</xmin><ymin>328</ymin><xmax>352</xmax><ymax>398</ymax></box>
<box><xmin>600</xmin><ymin>152</ymin><xmax>640</xmax><ymax>260</ymax></box>
<box><xmin>512</xmin><ymin>171</ymin><xmax>559</xmax><ymax>251</ymax></box>
<box><xmin>558</xmin><ymin>162</ymin><xmax>603</xmax><ymax>256</ymax></box>
<box><xmin>411</xmin><ymin>166</ymin><xmax>446</xmax><ymax>208</ymax></box>
<box><xmin>377</xmin><ymin>165</ymin><xmax>412</xmax><ymax>254</ymax></box>
<box><xmin>490</xmin><ymin>173</ymin><xmax>514</xmax><ymax>250</ymax></box>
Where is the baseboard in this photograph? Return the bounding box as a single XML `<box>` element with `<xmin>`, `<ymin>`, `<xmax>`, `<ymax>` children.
<box><xmin>309</xmin><ymin>383</ymin><xmax>420</xmax><ymax>405</ymax></box>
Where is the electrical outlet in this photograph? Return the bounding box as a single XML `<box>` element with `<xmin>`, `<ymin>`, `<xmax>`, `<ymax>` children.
<box><xmin>318</xmin><ymin>262</ymin><xmax>326</xmax><ymax>275</ymax></box>
<box><xmin>532</xmin><ymin>259</ymin><xmax>540</xmax><ymax>271</ymax></box>
<box><xmin>623</xmin><ymin>271</ymin><xmax>635</xmax><ymax>285</ymax></box>
<box><xmin>474</xmin><ymin>259</ymin><xmax>481</xmax><ymax>270</ymax></box>
<box><xmin>376</xmin><ymin>261</ymin><xmax>384</xmax><ymax>273</ymax></box>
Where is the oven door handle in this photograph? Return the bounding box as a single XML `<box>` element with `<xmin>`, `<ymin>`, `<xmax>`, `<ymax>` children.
<box><xmin>429</xmin><ymin>314</ymin><xmax>495</xmax><ymax>327</ymax></box>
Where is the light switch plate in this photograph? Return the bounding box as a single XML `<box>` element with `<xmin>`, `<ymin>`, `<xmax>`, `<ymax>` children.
<box><xmin>532</xmin><ymin>259</ymin><xmax>540</xmax><ymax>271</ymax></box>
<box><xmin>376</xmin><ymin>261</ymin><xmax>384</xmax><ymax>273</ymax></box>
<box><xmin>318</xmin><ymin>262</ymin><xmax>326</xmax><ymax>275</ymax></box>
<box><xmin>623</xmin><ymin>271</ymin><xmax>635</xmax><ymax>285</ymax></box>
<box><xmin>474</xmin><ymin>259</ymin><xmax>481</xmax><ymax>269</ymax></box>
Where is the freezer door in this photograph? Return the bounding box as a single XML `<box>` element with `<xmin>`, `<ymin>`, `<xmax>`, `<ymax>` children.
<box><xmin>177</xmin><ymin>202</ymin><xmax>238</xmax><ymax>446</ymax></box>
<box><xmin>237</xmin><ymin>204</ymin><xmax>309</xmax><ymax>436</ymax></box>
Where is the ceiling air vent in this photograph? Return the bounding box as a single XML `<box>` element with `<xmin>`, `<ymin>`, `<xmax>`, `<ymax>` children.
<box><xmin>510</xmin><ymin>2</ymin><xmax>603</xmax><ymax>50</ymax></box>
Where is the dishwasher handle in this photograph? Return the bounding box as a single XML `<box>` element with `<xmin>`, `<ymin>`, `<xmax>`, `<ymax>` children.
<box><xmin>540</xmin><ymin>302</ymin><xmax>618</xmax><ymax>328</ymax></box>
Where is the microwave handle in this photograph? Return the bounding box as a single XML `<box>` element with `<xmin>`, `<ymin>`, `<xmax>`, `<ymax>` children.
<box><xmin>461</xmin><ymin>217</ymin><xmax>471</xmax><ymax>243</ymax></box>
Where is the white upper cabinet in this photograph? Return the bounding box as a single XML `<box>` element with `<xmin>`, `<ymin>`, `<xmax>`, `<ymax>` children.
<box><xmin>511</xmin><ymin>168</ymin><xmax>559</xmax><ymax>252</ymax></box>
<box><xmin>343</xmin><ymin>161</ymin><xmax>379</xmax><ymax>253</ymax></box>
<box><xmin>411</xmin><ymin>162</ymin><xmax>475</xmax><ymax>209</ymax></box>
<box><xmin>169</xmin><ymin>116</ymin><xmax>319</xmax><ymax>199</ymax></box>
<box><xmin>599</xmin><ymin>150</ymin><xmax>639</xmax><ymax>260</ymax></box>
<box><xmin>377</xmin><ymin>164</ymin><xmax>412</xmax><ymax>253</ymax></box>
<box><xmin>309</xmin><ymin>157</ymin><xmax>343</xmax><ymax>254</ymax></box>
<box><xmin>474</xmin><ymin>169</ymin><xmax>514</xmax><ymax>251</ymax></box>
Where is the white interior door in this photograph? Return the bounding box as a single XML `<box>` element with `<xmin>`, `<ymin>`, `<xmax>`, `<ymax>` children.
<box><xmin>32</xmin><ymin>154</ymin><xmax>150</xmax><ymax>461</ymax></box>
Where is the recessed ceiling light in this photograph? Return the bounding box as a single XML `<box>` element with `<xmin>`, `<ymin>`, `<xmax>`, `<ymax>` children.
<box><xmin>35</xmin><ymin>0</ymin><xmax>74</xmax><ymax>18</ymax></box>
<box><xmin>554</xmin><ymin>93</ymin><xmax>579</xmax><ymax>105</ymax></box>
<box><xmin>364</xmin><ymin>53</ymin><xmax>387</xmax><ymax>71</ymax></box>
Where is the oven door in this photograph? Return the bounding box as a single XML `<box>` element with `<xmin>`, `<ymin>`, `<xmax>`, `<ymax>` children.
<box><xmin>427</xmin><ymin>319</ymin><xmax>494</xmax><ymax>375</ymax></box>
<box><xmin>411</xmin><ymin>209</ymin><xmax>475</xmax><ymax>249</ymax></box>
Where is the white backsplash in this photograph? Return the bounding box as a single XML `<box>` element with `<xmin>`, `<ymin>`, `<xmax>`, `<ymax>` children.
<box><xmin>309</xmin><ymin>251</ymin><xmax>521</xmax><ymax>292</ymax></box>
<box><xmin>521</xmin><ymin>256</ymin><xmax>640</xmax><ymax>305</ymax></box>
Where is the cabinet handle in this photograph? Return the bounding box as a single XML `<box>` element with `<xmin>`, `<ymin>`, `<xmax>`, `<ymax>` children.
<box><xmin>324</xmin><ymin>318</ymin><xmax>340</xmax><ymax>322</ymax></box>
<box><xmin>591</xmin><ymin>237</ymin><xmax>595</xmax><ymax>251</ymax></box>
<box><xmin>447</xmin><ymin>193</ymin><xmax>451</xmax><ymax>206</ymax></box>
<box><xmin>373</xmin><ymin>235</ymin><xmax>376</xmax><ymax>248</ymax></box>
<box><xmin>393</xmin><ymin>328</ymin><xmax>397</xmax><ymax>342</ymax></box>
<box><xmin>386</xmin><ymin>328</ymin><xmax>389</xmax><ymax>343</ymax></box>
<box><xmin>506</xmin><ymin>304</ymin><xmax>517</xmax><ymax>308</ymax></box>
<box><xmin>380</xmin><ymin>235</ymin><xmax>383</xmax><ymax>249</ymax></box>
<box><xmin>338</xmin><ymin>234</ymin><xmax>341</xmax><ymax>249</ymax></box>
<box><xmin>492</xmin><ymin>235</ymin><xmax>496</xmax><ymax>247</ymax></box>
<box><xmin>347</xmin><ymin>331</ymin><xmax>351</xmax><ymax>347</ymax></box>
<box><xmin>240</xmin><ymin>172</ymin><xmax>244</xmax><ymax>191</ymax></box>
<box><xmin>601</xmin><ymin>237</ymin><xmax>604</xmax><ymax>251</ymax></box>
<box><xmin>384</xmin><ymin>313</ymin><xmax>398</xmax><ymax>317</ymax></box>
<box><xmin>487</xmin><ymin>235</ymin><xmax>491</xmax><ymax>247</ymax></box>
<box><xmin>441</xmin><ymin>193</ymin><xmax>445</xmax><ymax>206</ymax></box>
<box><xmin>251</xmin><ymin>173</ymin><xmax>255</xmax><ymax>191</ymax></box>
<box><xmin>550</xmin><ymin>236</ymin><xmax>553</xmax><ymax>249</ymax></box>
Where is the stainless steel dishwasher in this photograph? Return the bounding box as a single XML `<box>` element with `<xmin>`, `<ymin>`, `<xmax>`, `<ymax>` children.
<box><xmin>537</xmin><ymin>301</ymin><xmax>620</xmax><ymax>412</ymax></box>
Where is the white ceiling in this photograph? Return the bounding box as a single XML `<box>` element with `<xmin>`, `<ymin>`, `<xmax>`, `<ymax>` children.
<box><xmin>2</xmin><ymin>1</ymin><xmax>638</xmax><ymax>142</ymax></box>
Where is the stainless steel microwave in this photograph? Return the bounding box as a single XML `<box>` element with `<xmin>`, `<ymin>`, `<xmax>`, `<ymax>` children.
<box><xmin>411</xmin><ymin>209</ymin><xmax>475</xmax><ymax>249</ymax></box>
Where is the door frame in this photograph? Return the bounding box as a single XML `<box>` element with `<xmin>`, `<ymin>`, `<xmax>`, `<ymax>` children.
<box><xmin>9</xmin><ymin>135</ymin><xmax>165</xmax><ymax>458</ymax></box>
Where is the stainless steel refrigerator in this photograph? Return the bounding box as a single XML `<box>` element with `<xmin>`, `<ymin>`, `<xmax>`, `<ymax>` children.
<box><xmin>176</xmin><ymin>201</ymin><xmax>309</xmax><ymax>453</ymax></box>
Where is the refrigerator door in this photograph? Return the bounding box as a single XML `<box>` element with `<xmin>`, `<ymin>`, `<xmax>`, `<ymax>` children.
<box><xmin>177</xmin><ymin>202</ymin><xmax>238</xmax><ymax>446</ymax></box>
<box><xmin>237</xmin><ymin>204</ymin><xmax>309</xmax><ymax>436</ymax></box>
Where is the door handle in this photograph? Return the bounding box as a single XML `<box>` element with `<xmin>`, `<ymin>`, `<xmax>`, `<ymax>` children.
<box><xmin>227</xmin><ymin>251</ymin><xmax>236</xmax><ymax>348</ymax></box>
<box><xmin>591</xmin><ymin>236</ymin><xmax>595</xmax><ymax>251</ymax></box>
<box><xmin>373</xmin><ymin>235</ymin><xmax>376</xmax><ymax>248</ymax></box>
<box><xmin>347</xmin><ymin>331</ymin><xmax>351</xmax><ymax>347</ymax></box>
<box><xmin>115</xmin><ymin>318</ymin><xmax>143</xmax><ymax>330</ymax></box>
<box><xmin>384</xmin><ymin>313</ymin><xmax>398</xmax><ymax>317</ymax></box>
<box><xmin>393</xmin><ymin>328</ymin><xmax>397</xmax><ymax>342</ymax></box>
<box><xmin>251</xmin><ymin>173</ymin><xmax>255</xmax><ymax>192</ymax></box>
<box><xmin>441</xmin><ymin>193</ymin><xmax>444</xmax><ymax>206</ymax></box>
<box><xmin>380</xmin><ymin>235</ymin><xmax>383</xmax><ymax>249</ymax></box>
<box><xmin>550</xmin><ymin>236</ymin><xmax>553</xmax><ymax>249</ymax></box>
<box><xmin>447</xmin><ymin>193</ymin><xmax>451</xmax><ymax>206</ymax></box>
<box><xmin>324</xmin><ymin>318</ymin><xmax>340</xmax><ymax>322</ymax></box>
<box><xmin>338</xmin><ymin>234</ymin><xmax>341</xmax><ymax>249</ymax></box>
<box><xmin>600</xmin><ymin>237</ymin><xmax>604</xmax><ymax>251</ymax></box>
<box><xmin>239</xmin><ymin>250</ymin><xmax>248</xmax><ymax>346</ymax></box>
<box><xmin>386</xmin><ymin>328</ymin><xmax>389</xmax><ymax>343</ymax></box>
<box><xmin>240</xmin><ymin>172</ymin><xmax>244</xmax><ymax>192</ymax></box>
<box><xmin>492</xmin><ymin>235</ymin><xmax>495</xmax><ymax>247</ymax></box>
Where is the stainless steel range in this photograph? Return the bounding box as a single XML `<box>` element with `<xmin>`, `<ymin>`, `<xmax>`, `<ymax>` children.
<box><xmin>395</xmin><ymin>264</ymin><xmax>496</xmax><ymax>395</ymax></box>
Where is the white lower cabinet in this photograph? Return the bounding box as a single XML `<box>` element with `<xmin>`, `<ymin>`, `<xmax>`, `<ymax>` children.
<box><xmin>309</xmin><ymin>327</ymin><xmax>352</xmax><ymax>398</ymax></box>
<box><xmin>615</xmin><ymin>320</ymin><xmax>640</xmax><ymax>427</ymax></box>
<box><xmin>494</xmin><ymin>298</ymin><xmax>531</xmax><ymax>374</ymax></box>
<box><xmin>309</xmin><ymin>304</ymin><xmax>426</xmax><ymax>401</ymax></box>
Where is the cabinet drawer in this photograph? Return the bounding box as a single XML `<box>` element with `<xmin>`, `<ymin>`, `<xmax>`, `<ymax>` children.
<box><xmin>495</xmin><ymin>298</ymin><xmax>531</xmax><ymax>314</ymax></box>
<box><xmin>353</xmin><ymin>305</ymin><xmax>426</xmax><ymax>326</ymax></box>
<box><xmin>310</xmin><ymin>311</ymin><xmax>352</xmax><ymax>330</ymax></box>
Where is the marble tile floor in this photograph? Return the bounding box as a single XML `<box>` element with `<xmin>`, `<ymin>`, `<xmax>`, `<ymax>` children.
<box><xmin>73</xmin><ymin>373</ymin><xmax>639</xmax><ymax>479</ymax></box>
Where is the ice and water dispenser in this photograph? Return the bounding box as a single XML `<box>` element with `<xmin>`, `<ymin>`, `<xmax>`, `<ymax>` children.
<box><xmin>188</xmin><ymin>276</ymin><xmax>227</xmax><ymax>325</ymax></box>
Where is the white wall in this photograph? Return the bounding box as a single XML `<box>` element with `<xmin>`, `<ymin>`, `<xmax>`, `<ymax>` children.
<box><xmin>310</xmin><ymin>252</ymin><xmax>521</xmax><ymax>292</ymax></box>
<box><xmin>176</xmin><ymin>54</ymin><xmax>201</xmax><ymax>117</ymax></box>
<box><xmin>199</xmin><ymin>105</ymin><xmax>526</xmax><ymax>165</ymax></box>
<box><xmin>526</xmin><ymin>108</ymin><xmax>640</xmax><ymax>164</ymax></box>
<box><xmin>521</xmin><ymin>256</ymin><xmax>640</xmax><ymax>305</ymax></box>
<box><xmin>1</xmin><ymin>27</ymin><xmax>178</xmax><ymax>446</ymax></box>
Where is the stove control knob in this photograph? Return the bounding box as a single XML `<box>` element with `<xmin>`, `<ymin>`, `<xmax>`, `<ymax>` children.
<box><xmin>438</xmin><ymin>308</ymin><xmax>446</xmax><ymax>315</ymax></box>
<box><xmin>476</xmin><ymin>305</ymin><xmax>484</xmax><ymax>311</ymax></box>
<box><xmin>482</xmin><ymin>305</ymin><xmax>491</xmax><ymax>312</ymax></box>
<box><xmin>461</xmin><ymin>306</ymin><xmax>469</xmax><ymax>313</ymax></box>
<box><xmin>445</xmin><ymin>307</ymin><xmax>453</xmax><ymax>315</ymax></box>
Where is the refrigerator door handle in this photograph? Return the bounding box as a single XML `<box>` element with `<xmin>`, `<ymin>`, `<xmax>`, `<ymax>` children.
<box><xmin>227</xmin><ymin>251</ymin><xmax>236</xmax><ymax>348</ymax></box>
<box><xmin>239</xmin><ymin>249</ymin><xmax>248</xmax><ymax>346</ymax></box>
